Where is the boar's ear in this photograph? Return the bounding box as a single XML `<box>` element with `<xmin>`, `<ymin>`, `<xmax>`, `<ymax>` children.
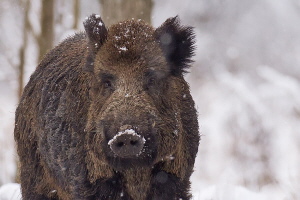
<box><xmin>83</xmin><ymin>14</ymin><xmax>108</xmax><ymax>72</ymax></box>
<box><xmin>154</xmin><ymin>16</ymin><xmax>195</xmax><ymax>76</ymax></box>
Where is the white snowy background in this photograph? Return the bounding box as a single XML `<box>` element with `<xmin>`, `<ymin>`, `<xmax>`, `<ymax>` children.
<box><xmin>1</xmin><ymin>0</ymin><xmax>300</xmax><ymax>199</ymax></box>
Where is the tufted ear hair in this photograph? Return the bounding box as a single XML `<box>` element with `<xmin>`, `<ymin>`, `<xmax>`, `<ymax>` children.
<box><xmin>154</xmin><ymin>16</ymin><xmax>195</xmax><ymax>76</ymax></box>
<box><xmin>83</xmin><ymin>14</ymin><xmax>108</xmax><ymax>72</ymax></box>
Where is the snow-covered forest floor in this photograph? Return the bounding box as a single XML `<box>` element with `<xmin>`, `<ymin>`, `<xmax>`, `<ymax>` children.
<box><xmin>1</xmin><ymin>0</ymin><xmax>300</xmax><ymax>199</ymax></box>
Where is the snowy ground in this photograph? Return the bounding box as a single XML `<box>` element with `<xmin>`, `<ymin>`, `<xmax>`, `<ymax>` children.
<box><xmin>0</xmin><ymin>184</ymin><xmax>21</xmax><ymax>200</ymax></box>
<box><xmin>1</xmin><ymin>0</ymin><xmax>300</xmax><ymax>199</ymax></box>
<box><xmin>0</xmin><ymin>183</ymin><xmax>289</xmax><ymax>200</ymax></box>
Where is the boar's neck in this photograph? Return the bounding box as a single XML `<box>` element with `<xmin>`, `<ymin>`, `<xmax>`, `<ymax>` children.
<box><xmin>123</xmin><ymin>168</ymin><xmax>151</xmax><ymax>200</ymax></box>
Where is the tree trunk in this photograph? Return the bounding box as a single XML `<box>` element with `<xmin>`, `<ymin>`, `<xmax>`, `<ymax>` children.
<box><xmin>38</xmin><ymin>0</ymin><xmax>54</xmax><ymax>62</ymax></box>
<box><xmin>17</xmin><ymin>0</ymin><xmax>30</xmax><ymax>98</ymax></box>
<box><xmin>99</xmin><ymin>0</ymin><xmax>153</xmax><ymax>26</ymax></box>
<box><xmin>73</xmin><ymin>0</ymin><xmax>80</xmax><ymax>29</ymax></box>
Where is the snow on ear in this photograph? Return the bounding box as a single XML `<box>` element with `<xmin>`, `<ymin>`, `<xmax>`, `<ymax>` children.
<box><xmin>83</xmin><ymin>14</ymin><xmax>108</xmax><ymax>72</ymax></box>
<box><xmin>154</xmin><ymin>16</ymin><xmax>195</xmax><ymax>76</ymax></box>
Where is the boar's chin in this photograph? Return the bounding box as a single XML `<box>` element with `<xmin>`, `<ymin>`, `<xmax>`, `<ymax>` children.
<box><xmin>106</xmin><ymin>153</ymin><xmax>157</xmax><ymax>171</ymax></box>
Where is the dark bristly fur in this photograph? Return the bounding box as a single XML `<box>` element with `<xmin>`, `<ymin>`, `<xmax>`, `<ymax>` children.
<box><xmin>14</xmin><ymin>14</ymin><xmax>200</xmax><ymax>200</ymax></box>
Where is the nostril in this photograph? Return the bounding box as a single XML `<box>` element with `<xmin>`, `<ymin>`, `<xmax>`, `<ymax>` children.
<box><xmin>116</xmin><ymin>142</ymin><xmax>124</xmax><ymax>147</ymax></box>
<box><xmin>130</xmin><ymin>140</ymin><xmax>138</xmax><ymax>146</ymax></box>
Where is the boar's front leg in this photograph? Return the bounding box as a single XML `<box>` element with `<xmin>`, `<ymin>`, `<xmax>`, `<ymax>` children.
<box><xmin>148</xmin><ymin>170</ymin><xmax>191</xmax><ymax>200</ymax></box>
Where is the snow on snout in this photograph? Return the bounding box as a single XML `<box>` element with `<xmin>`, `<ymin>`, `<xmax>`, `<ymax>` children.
<box><xmin>119</xmin><ymin>46</ymin><xmax>128</xmax><ymax>51</ymax></box>
<box><xmin>108</xmin><ymin>129</ymin><xmax>146</xmax><ymax>146</ymax></box>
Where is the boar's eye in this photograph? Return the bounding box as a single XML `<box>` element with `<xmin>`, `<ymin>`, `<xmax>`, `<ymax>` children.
<box><xmin>100</xmin><ymin>73</ymin><xmax>115</xmax><ymax>91</ymax></box>
<box><xmin>103</xmin><ymin>80</ymin><xmax>112</xmax><ymax>88</ymax></box>
<box><xmin>144</xmin><ymin>71</ymin><xmax>162</xmax><ymax>91</ymax></box>
<box><xmin>147</xmin><ymin>77</ymin><xmax>156</xmax><ymax>87</ymax></box>
<box><xmin>144</xmin><ymin>71</ymin><xmax>156</xmax><ymax>90</ymax></box>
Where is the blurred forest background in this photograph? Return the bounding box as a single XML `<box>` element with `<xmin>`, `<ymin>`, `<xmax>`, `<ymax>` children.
<box><xmin>0</xmin><ymin>0</ymin><xmax>300</xmax><ymax>199</ymax></box>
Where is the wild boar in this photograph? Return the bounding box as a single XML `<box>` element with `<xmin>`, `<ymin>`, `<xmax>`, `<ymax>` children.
<box><xmin>14</xmin><ymin>14</ymin><xmax>200</xmax><ymax>200</ymax></box>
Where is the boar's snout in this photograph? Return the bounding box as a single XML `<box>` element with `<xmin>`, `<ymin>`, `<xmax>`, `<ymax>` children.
<box><xmin>108</xmin><ymin>129</ymin><xmax>145</xmax><ymax>158</ymax></box>
<box><xmin>100</xmin><ymin>113</ymin><xmax>159</xmax><ymax>168</ymax></box>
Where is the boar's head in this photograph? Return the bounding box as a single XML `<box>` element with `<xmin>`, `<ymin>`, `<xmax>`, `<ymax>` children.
<box><xmin>83</xmin><ymin>14</ymin><xmax>195</xmax><ymax>181</ymax></box>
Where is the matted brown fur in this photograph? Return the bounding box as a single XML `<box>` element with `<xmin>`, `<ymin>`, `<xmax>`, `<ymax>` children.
<box><xmin>14</xmin><ymin>14</ymin><xmax>200</xmax><ymax>200</ymax></box>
